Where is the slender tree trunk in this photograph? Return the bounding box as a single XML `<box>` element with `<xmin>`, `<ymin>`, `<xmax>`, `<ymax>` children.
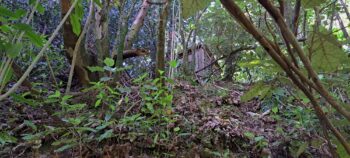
<box><xmin>112</xmin><ymin>0</ymin><xmax>138</xmax><ymax>79</ymax></box>
<box><xmin>124</xmin><ymin>0</ymin><xmax>150</xmax><ymax>50</ymax></box>
<box><xmin>156</xmin><ymin>0</ymin><xmax>170</xmax><ymax>78</ymax></box>
<box><xmin>336</xmin><ymin>13</ymin><xmax>350</xmax><ymax>40</ymax></box>
<box><xmin>339</xmin><ymin>0</ymin><xmax>350</xmax><ymax>21</ymax></box>
<box><xmin>179</xmin><ymin>1</ymin><xmax>189</xmax><ymax>75</ymax></box>
<box><xmin>95</xmin><ymin>1</ymin><xmax>112</xmax><ymax>77</ymax></box>
<box><xmin>292</xmin><ymin>0</ymin><xmax>301</xmax><ymax>35</ymax></box>
<box><xmin>329</xmin><ymin>2</ymin><xmax>336</xmax><ymax>31</ymax></box>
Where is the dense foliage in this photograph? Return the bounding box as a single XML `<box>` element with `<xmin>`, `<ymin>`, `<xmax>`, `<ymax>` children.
<box><xmin>0</xmin><ymin>0</ymin><xmax>350</xmax><ymax>157</ymax></box>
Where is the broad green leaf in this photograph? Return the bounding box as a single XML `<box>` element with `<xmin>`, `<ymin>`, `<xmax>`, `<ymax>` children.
<box><xmin>104</xmin><ymin>58</ymin><xmax>115</xmax><ymax>67</ymax></box>
<box><xmin>0</xmin><ymin>24</ymin><xmax>11</xmax><ymax>33</ymax></box>
<box><xmin>75</xmin><ymin>1</ymin><xmax>84</xmax><ymax>18</ymax></box>
<box><xmin>70</xmin><ymin>14</ymin><xmax>81</xmax><ymax>36</ymax></box>
<box><xmin>12</xmin><ymin>23</ymin><xmax>44</xmax><ymax>47</ymax></box>
<box><xmin>37</xmin><ymin>4</ymin><xmax>45</xmax><ymax>14</ymax></box>
<box><xmin>181</xmin><ymin>0</ymin><xmax>211</xmax><ymax>19</ymax></box>
<box><xmin>0</xmin><ymin>6</ymin><xmax>15</xmax><ymax>18</ymax></box>
<box><xmin>14</xmin><ymin>9</ymin><xmax>26</xmax><ymax>19</ymax></box>
<box><xmin>26</xmin><ymin>31</ymin><xmax>44</xmax><ymax>47</ymax></box>
<box><xmin>241</xmin><ymin>81</ymin><xmax>272</xmax><ymax>102</ymax></box>
<box><xmin>301</xmin><ymin>0</ymin><xmax>327</xmax><ymax>9</ymax></box>
<box><xmin>169</xmin><ymin>60</ymin><xmax>178</xmax><ymax>68</ymax></box>
<box><xmin>6</xmin><ymin>43</ymin><xmax>22</xmax><ymax>58</ymax></box>
<box><xmin>307</xmin><ymin>29</ymin><xmax>349</xmax><ymax>72</ymax></box>
<box><xmin>12</xmin><ymin>23</ymin><xmax>33</xmax><ymax>32</ymax></box>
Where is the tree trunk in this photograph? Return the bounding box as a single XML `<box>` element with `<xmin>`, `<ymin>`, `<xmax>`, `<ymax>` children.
<box><xmin>339</xmin><ymin>0</ymin><xmax>350</xmax><ymax>21</ymax></box>
<box><xmin>94</xmin><ymin>1</ymin><xmax>112</xmax><ymax>77</ymax></box>
<box><xmin>156</xmin><ymin>0</ymin><xmax>169</xmax><ymax>78</ymax></box>
<box><xmin>124</xmin><ymin>0</ymin><xmax>150</xmax><ymax>50</ymax></box>
<box><xmin>220</xmin><ymin>0</ymin><xmax>350</xmax><ymax>154</ymax></box>
<box><xmin>60</xmin><ymin>0</ymin><xmax>96</xmax><ymax>85</ymax></box>
<box><xmin>222</xmin><ymin>52</ymin><xmax>239</xmax><ymax>82</ymax></box>
<box><xmin>336</xmin><ymin>13</ymin><xmax>350</xmax><ymax>40</ymax></box>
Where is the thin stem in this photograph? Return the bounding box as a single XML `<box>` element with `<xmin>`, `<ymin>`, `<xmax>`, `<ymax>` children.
<box><xmin>0</xmin><ymin>0</ymin><xmax>79</xmax><ymax>101</ymax></box>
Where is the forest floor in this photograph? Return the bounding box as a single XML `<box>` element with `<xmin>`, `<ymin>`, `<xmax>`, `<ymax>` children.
<box><xmin>0</xmin><ymin>80</ymin><xmax>330</xmax><ymax>158</ymax></box>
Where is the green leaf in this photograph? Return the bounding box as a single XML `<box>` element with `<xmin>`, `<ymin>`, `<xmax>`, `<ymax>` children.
<box><xmin>254</xmin><ymin>136</ymin><xmax>265</xmax><ymax>142</ymax></box>
<box><xmin>93</xmin><ymin>0</ymin><xmax>102</xmax><ymax>7</ymax></box>
<box><xmin>98</xmin><ymin>129</ymin><xmax>113</xmax><ymax>142</ymax></box>
<box><xmin>54</xmin><ymin>144</ymin><xmax>76</xmax><ymax>153</ymax></box>
<box><xmin>65</xmin><ymin>118</ymin><xmax>82</xmax><ymax>126</ymax></box>
<box><xmin>12</xmin><ymin>23</ymin><xmax>44</xmax><ymax>47</ymax></box>
<box><xmin>95</xmin><ymin>99</ymin><xmax>102</xmax><ymax>107</ymax></box>
<box><xmin>36</xmin><ymin>4</ymin><xmax>45</xmax><ymax>14</ymax></box>
<box><xmin>181</xmin><ymin>0</ymin><xmax>211</xmax><ymax>19</ymax></box>
<box><xmin>14</xmin><ymin>9</ymin><xmax>26</xmax><ymax>19</ymax></box>
<box><xmin>48</xmin><ymin>90</ymin><xmax>61</xmax><ymax>98</ymax></box>
<box><xmin>6</xmin><ymin>43</ymin><xmax>22</xmax><ymax>58</ymax></box>
<box><xmin>301</xmin><ymin>0</ymin><xmax>326</xmax><ymax>9</ymax></box>
<box><xmin>240</xmin><ymin>82</ymin><xmax>272</xmax><ymax>102</ymax></box>
<box><xmin>10</xmin><ymin>93</ymin><xmax>36</xmax><ymax>106</ymax></box>
<box><xmin>0</xmin><ymin>132</ymin><xmax>17</xmax><ymax>145</ymax></box>
<box><xmin>100</xmin><ymin>77</ymin><xmax>112</xmax><ymax>82</ymax></box>
<box><xmin>0</xmin><ymin>6</ymin><xmax>15</xmax><ymax>18</ymax></box>
<box><xmin>244</xmin><ymin>132</ymin><xmax>255</xmax><ymax>139</ymax></box>
<box><xmin>295</xmin><ymin>142</ymin><xmax>308</xmax><ymax>157</ymax></box>
<box><xmin>169</xmin><ymin>60</ymin><xmax>178</xmax><ymax>68</ymax></box>
<box><xmin>307</xmin><ymin>29</ymin><xmax>349</xmax><ymax>73</ymax></box>
<box><xmin>87</xmin><ymin>66</ymin><xmax>104</xmax><ymax>72</ymax></box>
<box><xmin>26</xmin><ymin>31</ymin><xmax>44</xmax><ymax>47</ymax></box>
<box><xmin>12</xmin><ymin>23</ymin><xmax>33</xmax><ymax>32</ymax></box>
<box><xmin>174</xmin><ymin>127</ymin><xmax>181</xmax><ymax>132</ymax></box>
<box><xmin>272</xmin><ymin>106</ymin><xmax>278</xmax><ymax>113</ymax></box>
<box><xmin>66</xmin><ymin>104</ymin><xmax>86</xmax><ymax>112</ymax></box>
<box><xmin>24</xmin><ymin>120</ymin><xmax>37</xmax><ymax>131</ymax></box>
<box><xmin>146</xmin><ymin>103</ymin><xmax>154</xmax><ymax>113</ymax></box>
<box><xmin>70</xmin><ymin>14</ymin><xmax>81</xmax><ymax>36</ymax></box>
<box><xmin>104</xmin><ymin>58</ymin><xmax>115</xmax><ymax>67</ymax></box>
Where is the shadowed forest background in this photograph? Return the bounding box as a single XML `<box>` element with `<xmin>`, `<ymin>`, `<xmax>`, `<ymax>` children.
<box><xmin>0</xmin><ymin>0</ymin><xmax>350</xmax><ymax>157</ymax></box>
